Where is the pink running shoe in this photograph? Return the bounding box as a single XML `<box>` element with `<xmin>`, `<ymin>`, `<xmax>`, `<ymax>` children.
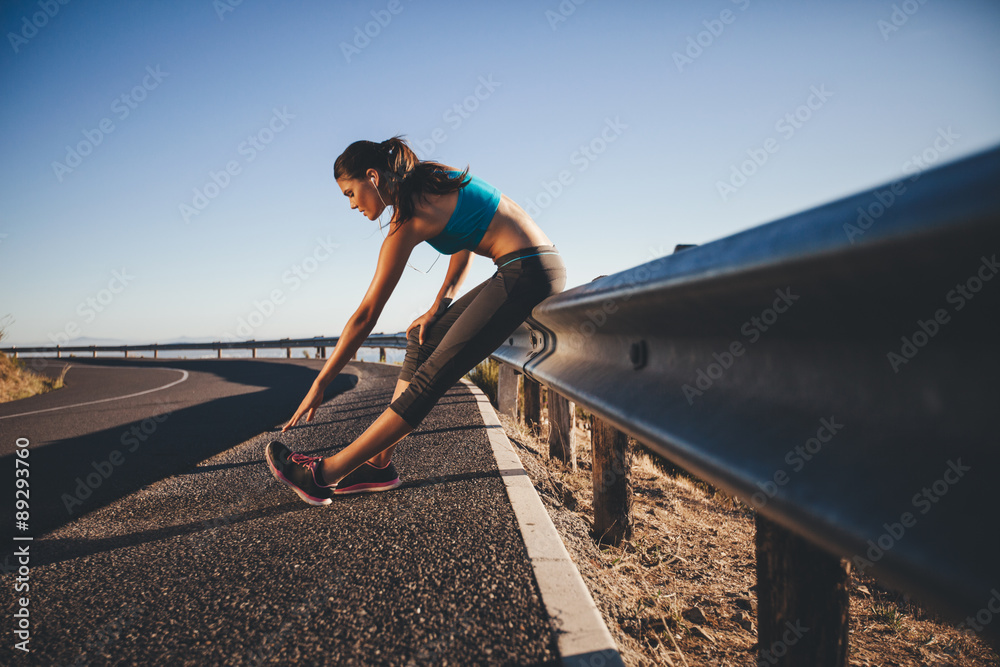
<box><xmin>334</xmin><ymin>460</ymin><xmax>402</xmax><ymax>495</ymax></box>
<box><xmin>265</xmin><ymin>441</ymin><xmax>336</xmax><ymax>506</ymax></box>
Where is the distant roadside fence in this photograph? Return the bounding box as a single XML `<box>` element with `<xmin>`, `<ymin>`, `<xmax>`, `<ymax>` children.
<box><xmin>0</xmin><ymin>334</ymin><xmax>408</xmax><ymax>361</ymax></box>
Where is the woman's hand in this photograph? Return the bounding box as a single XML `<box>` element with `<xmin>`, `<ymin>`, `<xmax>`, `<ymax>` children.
<box><xmin>407</xmin><ymin>311</ymin><xmax>436</xmax><ymax>346</ymax></box>
<box><xmin>407</xmin><ymin>299</ymin><xmax>451</xmax><ymax>345</ymax></box>
<box><xmin>282</xmin><ymin>382</ymin><xmax>325</xmax><ymax>432</ymax></box>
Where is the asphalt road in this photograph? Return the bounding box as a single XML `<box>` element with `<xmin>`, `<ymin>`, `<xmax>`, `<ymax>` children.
<box><xmin>0</xmin><ymin>357</ymin><xmax>352</xmax><ymax>541</ymax></box>
<box><xmin>1</xmin><ymin>358</ymin><xmax>560</xmax><ymax>665</ymax></box>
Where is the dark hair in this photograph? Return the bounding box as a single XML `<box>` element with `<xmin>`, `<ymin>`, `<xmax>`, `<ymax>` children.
<box><xmin>333</xmin><ymin>135</ymin><xmax>469</xmax><ymax>228</ymax></box>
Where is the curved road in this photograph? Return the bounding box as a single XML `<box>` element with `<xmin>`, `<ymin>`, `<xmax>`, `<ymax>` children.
<box><xmin>1</xmin><ymin>358</ymin><xmax>560</xmax><ymax>666</ymax></box>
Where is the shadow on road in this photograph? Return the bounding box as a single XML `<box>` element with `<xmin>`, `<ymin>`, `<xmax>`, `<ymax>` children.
<box><xmin>0</xmin><ymin>358</ymin><xmax>358</xmax><ymax>547</ymax></box>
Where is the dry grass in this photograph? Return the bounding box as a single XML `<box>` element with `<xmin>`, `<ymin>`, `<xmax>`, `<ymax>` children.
<box><xmin>495</xmin><ymin>405</ymin><xmax>1000</xmax><ymax>667</ymax></box>
<box><xmin>0</xmin><ymin>353</ymin><xmax>68</xmax><ymax>403</ymax></box>
<box><xmin>465</xmin><ymin>357</ymin><xmax>498</xmax><ymax>406</ymax></box>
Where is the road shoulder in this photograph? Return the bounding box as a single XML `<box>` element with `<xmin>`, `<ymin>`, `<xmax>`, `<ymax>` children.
<box><xmin>460</xmin><ymin>377</ymin><xmax>625</xmax><ymax>667</ymax></box>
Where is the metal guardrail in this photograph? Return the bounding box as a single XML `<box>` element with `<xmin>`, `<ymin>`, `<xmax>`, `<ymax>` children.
<box><xmin>492</xmin><ymin>145</ymin><xmax>1000</xmax><ymax>646</ymax></box>
<box><xmin>1</xmin><ymin>334</ymin><xmax>409</xmax><ymax>358</ymax></box>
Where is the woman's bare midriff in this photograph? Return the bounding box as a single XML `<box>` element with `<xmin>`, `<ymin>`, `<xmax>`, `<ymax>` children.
<box><xmin>476</xmin><ymin>195</ymin><xmax>554</xmax><ymax>261</ymax></box>
<box><xmin>409</xmin><ymin>173</ymin><xmax>554</xmax><ymax>261</ymax></box>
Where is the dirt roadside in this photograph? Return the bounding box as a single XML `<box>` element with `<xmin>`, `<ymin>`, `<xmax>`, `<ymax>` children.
<box><xmin>498</xmin><ymin>412</ymin><xmax>999</xmax><ymax>667</ymax></box>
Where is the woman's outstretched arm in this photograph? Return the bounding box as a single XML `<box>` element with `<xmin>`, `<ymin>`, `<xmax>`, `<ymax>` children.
<box><xmin>282</xmin><ymin>225</ymin><xmax>419</xmax><ymax>431</ymax></box>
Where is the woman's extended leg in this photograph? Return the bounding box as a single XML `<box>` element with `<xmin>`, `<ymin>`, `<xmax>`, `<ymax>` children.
<box><xmin>365</xmin><ymin>378</ymin><xmax>409</xmax><ymax>467</ymax></box>
<box><xmin>319</xmin><ymin>401</ymin><xmax>414</xmax><ymax>484</ymax></box>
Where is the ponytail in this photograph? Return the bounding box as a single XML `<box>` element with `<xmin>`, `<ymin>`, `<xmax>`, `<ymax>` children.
<box><xmin>334</xmin><ymin>135</ymin><xmax>469</xmax><ymax>228</ymax></box>
<box><xmin>381</xmin><ymin>136</ymin><xmax>417</xmax><ymax>180</ymax></box>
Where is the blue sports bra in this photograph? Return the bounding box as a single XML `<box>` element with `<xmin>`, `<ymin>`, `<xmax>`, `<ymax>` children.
<box><xmin>425</xmin><ymin>170</ymin><xmax>501</xmax><ymax>255</ymax></box>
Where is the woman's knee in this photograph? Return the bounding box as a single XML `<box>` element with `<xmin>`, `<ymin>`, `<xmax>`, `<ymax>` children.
<box><xmin>405</xmin><ymin>326</ymin><xmax>421</xmax><ymax>348</ymax></box>
<box><xmin>392</xmin><ymin>379</ymin><xmax>410</xmax><ymax>402</ymax></box>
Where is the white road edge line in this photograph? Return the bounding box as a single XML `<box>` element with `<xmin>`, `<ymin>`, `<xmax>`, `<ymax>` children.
<box><xmin>0</xmin><ymin>367</ymin><xmax>190</xmax><ymax>420</ymax></box>
<box><xmin>460</xmin><ymin>377</ymin><xmax>626</xmax><ymax>667</ymax></box>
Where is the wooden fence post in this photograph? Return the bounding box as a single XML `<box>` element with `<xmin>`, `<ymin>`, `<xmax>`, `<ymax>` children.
<box><xmin>590</xmin><ymin>414</ymin><xmax>632</xmax><ymax>546</ymax></box>
<box><xmin>523</xmin><ymin>375</ymin><xmax>541</xmax><ymax>433</ymax></box>
<box><xmin>755</xmin><ymin>514</ymin><xmax>850</xmax><ymax>666</ymax></box>
<box><xmin>547</xmin><ymin>388</ymin><xmax>576</xmax><ymax>468</ymax></box>
<box><xmin>497</xmin><ymin>365</ymin><xmax>519</xmax><ymax>420</ymax></box>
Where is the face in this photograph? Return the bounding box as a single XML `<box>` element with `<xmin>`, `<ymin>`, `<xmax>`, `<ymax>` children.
<box><xmin>336</xmin><ymin>170</ymin><xmax>385</xmax><ymax>221</ymax></box>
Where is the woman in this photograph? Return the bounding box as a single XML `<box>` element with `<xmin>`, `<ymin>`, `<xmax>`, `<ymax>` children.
<box><xmin>266</xmin><ymin>136</ymin><xmax>566</xmax><ymax>505</ymax></box>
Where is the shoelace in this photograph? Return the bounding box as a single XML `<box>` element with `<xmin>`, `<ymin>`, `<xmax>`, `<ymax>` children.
<box><xmin>288</xmin><ymin>452</ymin><xmax>343</xmax><ymax>487</ymax></box>
<box><xmin>289</xmin><ymin>452</ymin><xmax>323</xmax><ymax>470</ymax></box>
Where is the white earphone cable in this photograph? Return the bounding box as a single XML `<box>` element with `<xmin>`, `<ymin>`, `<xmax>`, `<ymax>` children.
<box><xmin>371</xmin><ymin>177</ymin><xmax>441</xmax><ymax>274</ymax></box>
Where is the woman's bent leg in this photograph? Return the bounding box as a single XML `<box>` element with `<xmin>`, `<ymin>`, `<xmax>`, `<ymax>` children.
<box><xmin>389</xmin><ymin>252</ymin><xmax>566</xmax><ymax>430</ymax></box>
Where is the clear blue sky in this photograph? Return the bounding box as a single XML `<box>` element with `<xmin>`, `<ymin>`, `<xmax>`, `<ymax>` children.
<box><xmin>2</xmin><ymin>0</ymin><xmax>999</xmax><ymax>348</ymax></box>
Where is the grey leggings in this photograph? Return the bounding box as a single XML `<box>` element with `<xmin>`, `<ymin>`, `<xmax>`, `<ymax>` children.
<box><xmin>389</xmin><ymin>244</ymin><xmax>566</xmax><ymax>428</ymax></box>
